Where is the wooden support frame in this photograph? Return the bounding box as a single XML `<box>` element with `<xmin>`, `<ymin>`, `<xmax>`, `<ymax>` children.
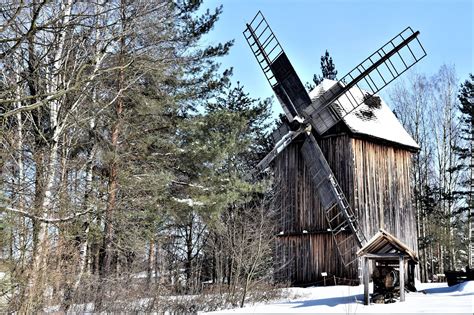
<box><xmin>362</xmin><ymin>254</ymin><xmax>409</xmax><ymax>305</ymax></box>
<box><xmin>399</xmin><ymin>254</ymin><xmax>405</xmax><ymax>302</ymax></box>
<box><xmin>364</xmin><ymin>253</ymin><xmax>403</xmax><ymax>259</ymax></box>
<box><xmin>363</xmin><ymin>257</ymin><xmax>370</xmax><ymax>305</ymax></box>
<box><xmin>358</xmin><ymin>228</ymin><xmax>418</xmax><ymax>305</ymax></box>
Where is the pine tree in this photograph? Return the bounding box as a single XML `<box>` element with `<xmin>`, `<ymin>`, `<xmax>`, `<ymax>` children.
<box><xmin>306</xmin><ymin>50</ymin><xmax>338</xmax><ymax>91</ymax></box>
<box><xmin>0</xmin><ymin>0</ymin><xmax>276</xmax><ymax>311</ymax></box>
<box><xmin>454</xmin><ymin>74</ymin><xmax>474</xmax><ymax>267</ymax></box>
<box><xmin>0</xmin><ymin>0</ymin><xmax>237</xmax><ymax>310</ymax></box>
<box><xmin>95</xmin><ymin>0</ymin><xmax>236</xmax><ymax>297</ymax></box>
<box><xmin>201</xmin><ymin>81</ymin><xmax>274</xmax><ymax>304</ymax></box>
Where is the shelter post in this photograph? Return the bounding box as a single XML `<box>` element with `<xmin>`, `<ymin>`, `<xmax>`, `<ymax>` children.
<box><xmin>399</xmin><ymin>254</ymin><xmax>405</xmax><ymax>302</ymax></box>
<box><xmin>363</xmin><ymin>256</ymin><xmax>370</xmax><ymax>305</ymax></box>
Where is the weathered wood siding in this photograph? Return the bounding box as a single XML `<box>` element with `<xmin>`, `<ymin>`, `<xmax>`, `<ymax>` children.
<box><xmin>274</xmin><ymin>233</ymin><xmax>355</xmax><ymax>284</ymax></box>
<box><xmin>274</xmin><ymin>135</ymin><xmax>354</xmax><ymax>233</ymax></box>
<box><xmin>274</xmin><ymin>133</ymin><xmax>417</xmax><ymax>285</ymax></box>
<box><xmin>274</xmin><ymin>135</ymin><xmax>358</xmax><ymax>283</ymax></box>
<box><xmin>351</xmin><ymin>137</ymin><xmax>417</xmax><ymax>254</ymax></box>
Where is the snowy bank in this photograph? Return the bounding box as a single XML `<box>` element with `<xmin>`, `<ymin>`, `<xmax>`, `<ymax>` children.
<box><xmin>205</xmin><ymin>281</ymin><xmax>474</xmax><ymax>314</ymax></box>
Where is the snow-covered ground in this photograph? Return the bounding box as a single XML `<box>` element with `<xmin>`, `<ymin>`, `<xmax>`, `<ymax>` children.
<box><xmin>205</xmin><ymin>281</ymin><xmax>474</xmax><ymax>314</ymax></box>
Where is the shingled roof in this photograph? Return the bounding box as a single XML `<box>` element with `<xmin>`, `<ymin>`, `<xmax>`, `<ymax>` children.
<box><xmin>308</xmin><ymin>79</ymin><xmax>419</xmax><ymax>151</ymax></box>
<box><xmin>356</xmin><ymin>228</ymin><xmax>418</xmax><ymax>262</ymax></box>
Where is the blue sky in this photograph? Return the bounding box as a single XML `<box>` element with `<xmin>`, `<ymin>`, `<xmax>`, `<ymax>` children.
<box><xmin>200</xmin><ymin>0</ymin><xmax>473</xmax><ymax>116</ymax></box>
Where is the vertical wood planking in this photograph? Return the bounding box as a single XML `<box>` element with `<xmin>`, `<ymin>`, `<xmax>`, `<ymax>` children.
<box><xmin>274</xmin><ymin>134</ymin><xmax>417</xmax><ymax>285</ymax></box>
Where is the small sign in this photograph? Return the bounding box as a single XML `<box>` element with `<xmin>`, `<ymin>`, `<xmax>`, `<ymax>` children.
<box><xmin>321</xmin><ymin>272</ymin><xmax>327</xmax><ymax>277</ymax></box>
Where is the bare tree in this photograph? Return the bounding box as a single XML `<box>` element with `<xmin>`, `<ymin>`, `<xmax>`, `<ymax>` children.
<box><xmin>389</xmin><ymin>65</ymin><xmax>465</xmax><ymax>280</ymax></box>
<box><xmin>430</xmin><ymin>65</ymin><xmax>463</xmax><ymax>271</ymax></box>
<box><xmin>390</xmin><ymin>72</ymin><xmax>434</xmax><ymax>281</ymax></box>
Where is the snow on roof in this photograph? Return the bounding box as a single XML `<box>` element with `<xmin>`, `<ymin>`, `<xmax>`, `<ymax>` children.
<box><xmin>308</xmin><ymin>79</ymin><xmax>419</xmax><ymax>150</ymax></box>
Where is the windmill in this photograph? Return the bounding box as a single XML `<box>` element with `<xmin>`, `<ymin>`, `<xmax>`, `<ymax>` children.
<box><xmin>243</xmin><ymin>11</ymin><xmax>426</xmax><ymax>269</ymax></box>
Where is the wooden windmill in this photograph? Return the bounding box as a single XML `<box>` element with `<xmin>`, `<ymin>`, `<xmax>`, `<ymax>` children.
<box><xmin>244</xmin><ymin>11</ymin><xmax>426</xmax><ymax>284</ymax></box>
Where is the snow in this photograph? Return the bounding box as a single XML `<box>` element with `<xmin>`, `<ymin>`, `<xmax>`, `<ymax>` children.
<box><xmin>275</xmin><ymin>130</ymin><xmax>300</xmax><ymax>154</ymax></box>
<box><xmin>41</xmin><ymin>281</ymin><xmax>473</xmax><ymax>313</ymax></box>
<box><xmin>204</xmin><ymin>281</ymin><xmax>474</xmax><ymax>314</ymax></box>
<box><xmin>172</xmin><ymin>197</ymin><xmax>204</xmax><ymax>207</ymax></box>
<box><xmin>131</xmin><ymin>271</ymin><xmax>152</xmax><ymax>279</ymax></box>
<box><xmin>308</xmin><ymin>79</ymin><xmax>419</xmax><ymax>150</ymax></box>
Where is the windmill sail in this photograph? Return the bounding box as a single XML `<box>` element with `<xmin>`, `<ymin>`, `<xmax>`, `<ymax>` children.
<box><xmin>256</xmin><ymin>126</ymin><xmax>305</xmax><ymax>173</ymax></box>
<box><xmin>304</xmin><ymin>27</ymin><xmax>427</xmax><ymax>135</ymax></box>
<box><xmin>301</xmin><ymin>134</ymin><xmax>367</xmax><ymax>265</ymax></box>
<box><xmin>244</xmin><ymin>11</ymin><xmax>311</xmax><ymax>121</ymax></box>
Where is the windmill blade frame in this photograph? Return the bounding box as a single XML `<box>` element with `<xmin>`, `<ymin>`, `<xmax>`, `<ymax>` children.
<box><xmin>256</xmin><ymin>125</ymin><xmax>307</xmax><ymax>173</ymax></box>
<box><xmin>243</xmin><ymin>11</ymin><xmax>311</xmax><ymax>122</ymax></box>
<box><xmin>300</xmin><ymin>134</ymin><xmax>367</xmax><ymax>244</ymax></box>
<box><xmin>304</xmin><ymin>27</ymin><xmax>427</xmax><ymax>135</ymax></box>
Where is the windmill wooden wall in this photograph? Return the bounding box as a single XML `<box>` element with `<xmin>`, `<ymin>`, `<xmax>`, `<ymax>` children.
<box><xmin>273</xmin><ymin>131</ymin><xmax>417</xmax><ymax>285</ymax></box>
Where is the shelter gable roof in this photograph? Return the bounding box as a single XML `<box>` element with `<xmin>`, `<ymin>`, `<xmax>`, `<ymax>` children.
<box><xmin>356</xmin><ymin>228</ymin><xmax>418</xmax><ymax>262</ymax></box>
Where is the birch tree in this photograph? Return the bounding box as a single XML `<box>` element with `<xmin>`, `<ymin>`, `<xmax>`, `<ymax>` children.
<box><xmin>390</xmin><ymin>72</ymin><xmax>434</xmax><ymax>281</ymax></box>
<box><xmin>389</xmin><ymin>65</ymin><xmax>466</xmax><ymax>280</ymax></box>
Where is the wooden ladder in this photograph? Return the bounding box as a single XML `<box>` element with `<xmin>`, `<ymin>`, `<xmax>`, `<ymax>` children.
<box><xmin>325</xmin><ymin>174</ymin><xmax>367</xmax><ymax>266</ymax></box>
<box><xmin>301</xmin><ymin>134</ymin><xmax>367</xmax><ymax>267</ymax></box>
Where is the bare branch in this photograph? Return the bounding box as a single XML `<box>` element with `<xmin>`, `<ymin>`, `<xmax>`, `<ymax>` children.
<box><xmin>2</xmin><ymin>206</ymin><xmax>95</xmax><ymax>223</ymax></box>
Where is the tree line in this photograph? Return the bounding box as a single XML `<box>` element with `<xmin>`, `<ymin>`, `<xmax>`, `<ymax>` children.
<box><xmin>0</xmin><ymin>1</ymin><xmax>472</xmax><ymax>313</ymax></box>
<box><xmin>389</xmin><ymin>68</ymin><xmax>473</xmax><ymax>281</ymax></box>
<box><xmin>0</xmin><ymin>1</ymin><xmax>276</xmax><ymax>312</ymax></box>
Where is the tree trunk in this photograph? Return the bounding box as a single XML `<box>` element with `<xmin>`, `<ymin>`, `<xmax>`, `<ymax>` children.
<box><xmin>19</xmin><ymin>2</ymin><xmax>73</xmax><ymax>310</ymax></box>
<box><xmin>470</xmin><ymin>130</ymin><xmax>474</xmax><ymax>268</ymax></box>
<box><xmin>21</xmin><ymin>139</ymin><xmax>60</xmax><ymax>312</ymax></box>
<box><xmin>97</xmin><ymin>8</ymin><xmax>126</xmax><ymax>308</ymax></box>
<box><xmin>147</xmin><ymin>238</ymin><xmax>155</xmax><ymax>286</ymax></box>
<box><xmin>101</xmin><ymin>1</ymin><xmax>126</xmax><ymax>279</ymax></box>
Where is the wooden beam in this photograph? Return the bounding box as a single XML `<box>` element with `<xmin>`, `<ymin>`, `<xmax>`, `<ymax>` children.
<box><xmin>363</xmin><ymin>257</ymin><xmax>370</xmax><ymax>305</ymax></box>
<box><xmin>364</xmin><ymin>253</ymin><xmax>406</xmax><ymax>259</ymax></box>
<box><xmin>276</xmin><ymin>229</ymin><xmax>335</xmax><ymax>237</ymax></box>
<box><xmin>399</xmin><ymin>254</ymin><xmax>405</xmax><ymax>302</ymax></box>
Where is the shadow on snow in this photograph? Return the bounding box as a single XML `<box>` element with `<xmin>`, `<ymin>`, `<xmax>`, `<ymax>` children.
<box><xmin>422</xmin><ymin>281</ymin><xmax>474</xmax><ymax>296</ymax></box>
<box><xmin>287</xmin><ymin>294</ymin><xmax>364</xmax><ymax>308</ymax></box>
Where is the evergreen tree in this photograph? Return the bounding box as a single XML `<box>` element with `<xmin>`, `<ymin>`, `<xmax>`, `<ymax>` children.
<box><xmin>456</xmin><ymin>74</ymin><xmax>474</xmax><ymax>195</ymax></box>
<box><xmin>201</xmin><ymin>81</ymin><xmax>274</xmax><ymax>304</ymax></box>
<box><xmin>454</xmin><ymin>74</ymin><xmax>474</xmax><ymax>266</ymax></box>
<box><xmin>0</xmin><ymin>0</ymin><xmax>276</xmax><ymax>311</ymax></box>
<box><xmin>0</xmin><ymin>0</ymin><xmax>238</xmax><ymax>310</ymax></box>
<box><xmin>306</xmin><ymin>50</ymin><xmax>338</xmax><ymax>91</ymax></box>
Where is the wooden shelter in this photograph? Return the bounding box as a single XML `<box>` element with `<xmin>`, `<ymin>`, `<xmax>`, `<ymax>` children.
<box><xmin>273</xmin><ymin>79</ymin><xmax>419</xmax><ymax>285</ymax></box>
<box><xmin>357</xmin><ymin>229</ymin><xmax>418</xmax><ymax>304</ymax></box>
